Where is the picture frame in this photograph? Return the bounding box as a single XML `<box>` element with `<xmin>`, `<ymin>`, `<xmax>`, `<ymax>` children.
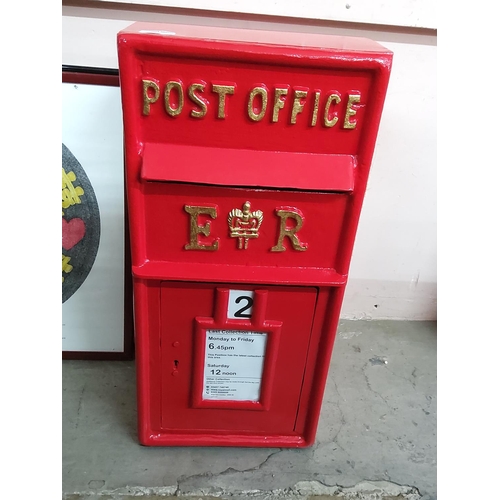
<box><xmin>62</xmin><ymin>65</ymin><xmax>134</xmax><ymax>360</ymax></box>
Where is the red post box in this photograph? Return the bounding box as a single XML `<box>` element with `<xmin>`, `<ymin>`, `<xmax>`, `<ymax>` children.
<box><xmin>117</xmin><ymin>22</ymin><xmax>392</xmax><ymax>447</ymax></box>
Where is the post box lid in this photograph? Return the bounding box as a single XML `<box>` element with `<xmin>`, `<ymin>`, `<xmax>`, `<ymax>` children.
<box><xmin>141</xmin><ymin>143</ymin><xmax>355</xmax><ymax>192</ymax></box>
<box><xmin>118</xmin><ymin>22</ymin><xmax>393</xmax><ymax>56</ymax></box>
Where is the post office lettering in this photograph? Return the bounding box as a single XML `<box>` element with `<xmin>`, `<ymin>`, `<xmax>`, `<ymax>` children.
<box><xmin>141</xmin><ymin>78</ymin><xmax>363</xmax><ymax>129</ymax></box>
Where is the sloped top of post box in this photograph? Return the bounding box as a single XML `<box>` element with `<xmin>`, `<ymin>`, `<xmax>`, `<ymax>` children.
<box><xmin>118</xmin><ymin>22</ymin><xmax>392</xmax><ymax>56</ymax></box>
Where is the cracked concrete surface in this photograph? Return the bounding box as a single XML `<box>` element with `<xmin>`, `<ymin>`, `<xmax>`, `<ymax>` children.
<box><xmin>62</xmin><ymin>320</ymin><xmax>436</xmax><ymax>500</ymax></box>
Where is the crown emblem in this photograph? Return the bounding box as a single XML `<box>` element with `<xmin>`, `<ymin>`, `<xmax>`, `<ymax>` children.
<box><xmin>227</xmin><ymin>201</ymin><xmax>263</xmax><ymax>250</ymax></box>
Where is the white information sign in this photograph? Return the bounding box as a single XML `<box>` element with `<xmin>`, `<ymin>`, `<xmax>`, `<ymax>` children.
<box><xmin>203</xmin><ymin>329</ymin><xmax>267</xmax><ymax>401</ymax></box>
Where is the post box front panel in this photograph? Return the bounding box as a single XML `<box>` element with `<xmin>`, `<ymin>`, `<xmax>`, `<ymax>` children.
<box><xmin>143</xmin><ymin>182</ymin><xmax>349</xmax><ymax>271</ymax></box>
<box><xmin>159</xmin><ymin>282</ymin><xmax>318</xmax><ymax>434</ymax></box>
<box><xmin>131</xmin><ymin>54</ymin><xmax>374</xmax><ymax>155</ymax></box>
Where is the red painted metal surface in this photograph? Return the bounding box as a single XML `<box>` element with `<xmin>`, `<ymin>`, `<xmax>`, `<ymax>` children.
<box><xmin>142</xmin><ymin>143</ymin><xmax>355</xmax><ymax>192</ymax></box>
<box><xmin>117</xmin><ymin>22</ymin><xmax>392</xmax><ymax>447</ymax></box>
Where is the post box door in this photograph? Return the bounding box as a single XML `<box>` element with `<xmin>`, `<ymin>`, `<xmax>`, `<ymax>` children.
<box><xmin>160</xmin><ymin>282</ymin><xmax>318</xmax><ymax>434</ymax></box>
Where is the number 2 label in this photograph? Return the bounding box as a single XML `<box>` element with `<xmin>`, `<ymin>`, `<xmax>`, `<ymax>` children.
<box><xmin>227</xmin><ymin>290</ymin><xmax>254</xmax><ymax>319</ymax></box>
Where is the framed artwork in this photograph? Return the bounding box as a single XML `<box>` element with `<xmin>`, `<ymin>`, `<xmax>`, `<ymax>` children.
<box><xmin>62</xmin><ymin>66</ymin><xmax>134</xmax><ymax>360</ymax></box>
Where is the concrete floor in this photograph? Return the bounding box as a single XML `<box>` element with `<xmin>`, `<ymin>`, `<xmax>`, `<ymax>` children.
<box><xmin>62</xmin><ymin>320</ymin><xmax>436</xmax><ymax>500</ymax></box>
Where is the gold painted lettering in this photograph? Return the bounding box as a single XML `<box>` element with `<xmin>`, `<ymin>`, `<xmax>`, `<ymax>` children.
<box><xmin>344</xmin><ymin>94</ymin><xmax>361</xmax><ymax>129</ymax></box>
<box><xmin>212</xmin><ymin>84</ymin><xmax>235</xmax><ymax>119</ymax></box>
<box><xmin>272</xmin><ymin>87</ymin><xmax>288</xmax><ymax>123</ymax></box>
<box><xmin>164</xmin><ymin>81</ymin><xmax>184</xmax><ymax>117</ymax></box>
<box><xmin>324</xmin><ymin>93</ymin><xmax>341</xmax><ymax>128</ymax></box>
<box><xmin>271</xmin><ymin>208</ymin><xmax>308</xmax><ymax>252</ymax></box>
<box><xmin>188</xmin><ymin>83</ymin><xmax>207</xmax><ymax>119</ymax></box>
<box><xmin>142</xmin><ymin>80</ymin><xmax>160</xmax><ymax>116</ymax></box>
<box><xmin>247</xmin><ymin>86</ymin><xmax>268</xmax><ymax>122</ymax></box>
<box><xmin>311</xmin><ymin>91</ymin><xmax>321</xmax><ymax>126</ymax></box>
<box><xmin>290</xmin><ymin>89</ymin><xmax>308</xmax><ymax>124</ymax></box>
<box><xmin>184</xmin><ymin>206</ymin><xmax>219</xmax><ymax>251</ymax></box>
